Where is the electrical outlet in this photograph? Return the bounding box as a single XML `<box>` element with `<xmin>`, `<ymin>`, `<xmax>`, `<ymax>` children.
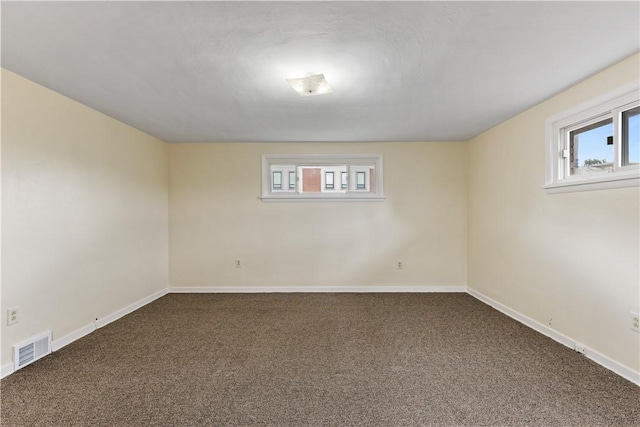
<box><xmin>547</xmin><ymin>315</ymin><xmax>552</xmax><ymax>326</ymax></box>
<box><xmin>396</xmin><ymin>261</ymin><xmax>403</xmax><ymax>270</ymax></box>
<box><xmin>235</xmin><ymin>259</ymin><xmax>241</xmax><ymax>269</ymax></box>
<box><xmin>7</xmin><ymin>307</ymin><xmax>19</xmax><ymax>326</ymax></box>
<box><xmin>631</xmin><ymin>311</ymin><xmax>639</xmax><ymax>333</ymax></box>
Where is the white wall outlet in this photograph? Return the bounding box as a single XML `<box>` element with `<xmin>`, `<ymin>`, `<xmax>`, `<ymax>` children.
<box><xmin>235</xmin><ymin>259</ymin><xmax>241</xmax><ymax>268</ymax></box>
<box><xmin>547</xmin><ymin>315</ymin><xmax>552</xmax><ymax>326</ymax></box>
<box><xmin>396</xmin><ymin>260</ymin><xmax>404</xmax><ymax>270</ymax></box>
<box><xmin>574</xmin><ymin>343</ymin><xmax>587</xmax><ymax>355</ymax></box>
<box><xmin>631</xmin><ymin>311</ymin><xmax>639</xmax><ymax>333</ymax></box>
<box><xmin>7</xmin><ymin>307</ymin><xmax>19</xmax><ymax>326</ymax></box>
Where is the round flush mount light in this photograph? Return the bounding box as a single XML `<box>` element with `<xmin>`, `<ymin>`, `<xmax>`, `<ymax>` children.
<box><xmin>286</xmin><ymin>73</ymin><xmax>333</xmax><ymax>97</ymax></box>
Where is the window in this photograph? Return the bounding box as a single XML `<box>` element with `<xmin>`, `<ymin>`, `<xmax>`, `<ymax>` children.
<box><xmin>545</xmin><ymin>83</ymin><xmax>639</xmax><ymax>193</ymax></box>
<box><xmin>272</xmin><ymin>171</ymin><xmax>282</xmax><ymax>190</ymax></box>
<box><xmin>289</xmin><ymin>171</ymin><xmax>296</xmax><ymax>190</ymax></box>
<box><xmin>351</xmin><ymin>167</ymin><xmax>374</xmax><ymax>192</ymax></box>
<box><xmin>568</xmin><ymin>118</ymin><xmax>613</xmax><ymax>176</ymax></box>
<box><xmin>262</xmin><ymin>154</ymin><xmax>384</xmax><ymax>201</ymax></box>
<box><xmin>270</xmin><ymin>165</ymin><xmax>296</xmax><ymax>192</ymax></box>
<box><xmin>325</xmin><ymin>171</ymin><xmax>334</xmax><ymax>189</ymax></box>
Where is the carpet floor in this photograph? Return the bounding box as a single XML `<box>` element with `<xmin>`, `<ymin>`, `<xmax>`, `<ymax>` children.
<box><xmin>0</xmin><ymin>293</ymin><xmax>638</xmax><ymax>426</ymax></box>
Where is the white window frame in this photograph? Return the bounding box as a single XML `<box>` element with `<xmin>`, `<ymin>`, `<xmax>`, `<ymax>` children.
<box><xmin>545</xmin><ymin>82</ymin><xmax>640</xmax><ymax>193</ymax></box>
<box><xmin>261</xmin><ymin>154</ymin><xmax>384</xmax><ymax>201</ymax></box>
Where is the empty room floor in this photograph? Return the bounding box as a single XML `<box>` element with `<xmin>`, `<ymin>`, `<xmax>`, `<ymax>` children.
<box><xmin>1</xmin><ymin>293</ymin><xmax>638</xmax><ymax>426</ymax></box>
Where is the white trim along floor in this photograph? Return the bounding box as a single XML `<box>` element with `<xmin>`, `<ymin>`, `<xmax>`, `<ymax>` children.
<box><xmin>2</xmin><ymin>286</ymin><xmax>638</xmax><ymax>386</ymax></box>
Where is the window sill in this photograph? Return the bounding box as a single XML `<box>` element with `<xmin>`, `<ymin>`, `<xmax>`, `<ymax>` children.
<box><xmin>260</xmin><ymin>195</ymin><xmax>386</xmax><ymax>202</ymax></box>
<box><xmin>544</xmin><ymin>171</ymin><xmax>639</xmax><ymax>194</ymax></box>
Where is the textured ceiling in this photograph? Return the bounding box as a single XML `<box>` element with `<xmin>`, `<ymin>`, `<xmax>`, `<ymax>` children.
<box><xmin>2</xmin><ymin>1</ymin><xmax>639</xmax><ymax>143</ymax></box>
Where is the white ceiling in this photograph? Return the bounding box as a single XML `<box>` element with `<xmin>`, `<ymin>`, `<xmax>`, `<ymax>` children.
<box><xmin>2</xmin><ymin>1</ymin><xmax>639</xmax><ymax>143</ymax></box>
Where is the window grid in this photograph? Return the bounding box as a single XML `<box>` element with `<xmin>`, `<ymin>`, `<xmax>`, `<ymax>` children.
<box><xmin>262</xmin><ymin>154</ymin><xmax>384</xmax><ymax>201</ymax></box>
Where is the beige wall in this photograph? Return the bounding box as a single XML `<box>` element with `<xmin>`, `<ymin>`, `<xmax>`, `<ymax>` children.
<box><xmin>467</xmin><ymin>54</ymin><xmax>640</xmax><ymax>372</ymax></box>
<box><xmin>169</xmin><ymin>142</ymin><xmax>468</xmax><ymax>289</ymax></box>
<box><xmin>3</xmin><ymin>53</ymin><xmax>638</xmax><ymax>378</ymax></box>
<box><xmin>1</xmin><ymin>70</ymin><xmax>169</xmax><ymax>366</ymax></box>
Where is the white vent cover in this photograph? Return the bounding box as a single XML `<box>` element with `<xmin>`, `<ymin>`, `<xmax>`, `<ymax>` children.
<box><xmin>13</xmin><ymin>331</ymin><xmax>52</xmax><ymax>371</ymax></box>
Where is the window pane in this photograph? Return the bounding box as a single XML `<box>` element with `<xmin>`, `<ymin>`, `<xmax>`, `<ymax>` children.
<box><xmin>325</xmin><ymin>171</ymin><xmax>334</xmax><ymax>189</ymax></box>
<box><xmin>341</xmin><ymin>171</ymin><xmax>348</xmax><ymax>189</ymax></box>
<box><xmin>289</xmin><ymin>171</ymin><xmax>296</xmax><ymax>189</ymax></box>
<box><xmin>356</xmin><ymin>171</ymin><xmax>366</xmax><ymax>189</ymax></box>
<box><xmin>302</xmin><ymin>168</ymin><xmax>321</xmax><ymax>193</ymax></box>
<box><xmin>622</xmin><ymin>106</ymin><xmax>639</xmax><ymax>166</ymax></box>
<box><xmin>569</xmin><ymin>118</ymin><xmax>613</xmax><ymax>175</ymax></box>
<box><xmin>273</xmin><ymin>171</ymin><xmax>282</xmax><ymax>189</ymax></box>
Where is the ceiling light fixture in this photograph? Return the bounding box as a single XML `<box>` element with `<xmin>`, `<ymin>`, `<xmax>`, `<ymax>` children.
<box><xmin>286</xmin><ymin>73</ymin><xmax>332</xmax><ymax>97</ymax></box>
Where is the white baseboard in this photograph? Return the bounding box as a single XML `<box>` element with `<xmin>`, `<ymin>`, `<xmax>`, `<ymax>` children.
<box><xmin>2</xmin><ymin>288</ymin><xmax>168</xmax><ymax>379</ymax></box>
<box><xmin>467</xmin><ymin>287</ymin><xmax>640</xmax><ymax>386</ymax></box>
<box><xmin>1</xmin><ymin>363</ymin><xmax>14</xmax><ymax>379</ymax></box>
<box><xmin>5</xmin><ymin>286</ymin><xmax>636</xmax><ymax>387</ymax></box>
<box><xmin>52</xmin><ymin>323</ymin><xmax>96</xmax><ymax>353</ymax></box>
<box><xmin>50</xmin><ymin>288</ymin><xmax>168</xmax><ymax>352</ymax></box>
<box><xmin>94</xmin><ymin>288</ymin><xmax>168</xmax><ymax>329</ymax></box>
<box><xmin>169</xmin><ymin>285</ymin><xmax>467</xmax><ymax>293</ymax></box>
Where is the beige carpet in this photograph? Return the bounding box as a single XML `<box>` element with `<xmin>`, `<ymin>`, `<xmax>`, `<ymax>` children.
<box><xmin>1</xmin><ymin>293</ymin><xmax>638</xmax><ymax>426</ymax></box>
